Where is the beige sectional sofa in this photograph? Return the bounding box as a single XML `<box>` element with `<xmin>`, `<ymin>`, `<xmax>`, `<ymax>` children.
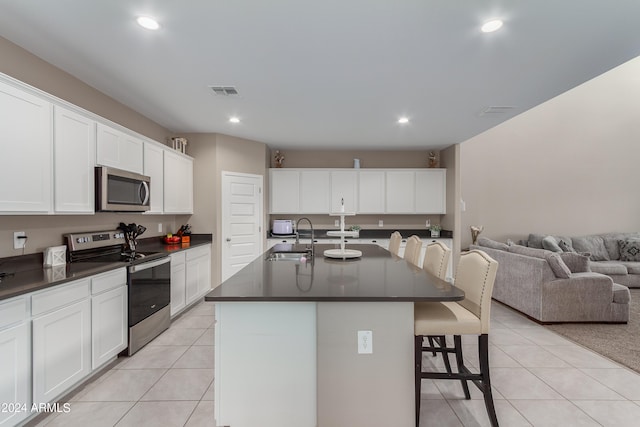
<box><xmin>471</xmin><ymin>237</ymin><xmax>630</xmax><ymax>323</ymax></box>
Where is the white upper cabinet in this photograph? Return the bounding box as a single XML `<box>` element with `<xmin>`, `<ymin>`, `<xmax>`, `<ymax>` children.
<box><xmin>270</xmin><ymin>169</ymin><xmax>300</xmax><ymax>213</ymax></box>
<box><xmin>300</xmin><ymin>170</ymin><xmax>330</xmax><ymax>213</ymax></box>
<box><xmin>385</xmin><ymin>170</ymin><xmax>415</xmax><ymax>213</ymax></box>
<box><xmin>0</xmin><ymin>80</ymin><xmax>53</xmax><ymax>213</ymax></box>
<box><xmin>164</xmin><ymin>149</ymin><xmax>193</xmax><ymax>214</ymax></box>
<box><xmin>330</xmin><ymin>171</ymin><xmax>358</xmax><ymax>213</ymax></box>
<box><xmin>415</xmin><ymin>169</ymin><xmax>446</xmax><ymax>214</ymax></box>
<box><xmin>269</xmin><ymin>168</ymin><xmax>446</xmax><ymax>215</ymax></box>
<box><xmin>143</xmin><ymin>142</ymin><xmax>165</xmax><ymax>214</ymax></box>
<box><xmin>358</xmin><ymin>170</ymin><xmax>385</xmax><ymax>214</ymax></box>
<box><xmin>54</xmin><ymin>106</ymin><xmax>95</xmax><ymax>214</ymax></box>
<box><xmin>96</xmin><ymin>123</ymin><xmax>144</xmax><ymax>174</ymax></box>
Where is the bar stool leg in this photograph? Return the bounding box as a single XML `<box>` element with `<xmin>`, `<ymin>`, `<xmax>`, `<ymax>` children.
<box><xmin>453</xmin><ymin>335</ymin><xmax>471</xmax><ymax>399</ymax></box>
<box><xmin>478</xmin><ymin>334</ymin><xmax>499</xmax><ymax>427</ymax></box>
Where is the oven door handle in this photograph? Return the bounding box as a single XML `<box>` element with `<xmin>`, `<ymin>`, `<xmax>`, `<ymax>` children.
<box><xmin>129</xmin><ymin>257</ymin><xmax>170</xmax><ymax>273</ymax></box>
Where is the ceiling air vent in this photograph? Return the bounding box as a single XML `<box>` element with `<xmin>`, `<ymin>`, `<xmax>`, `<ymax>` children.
<box><xmin>209</xmin><ymin>86</ymin><xmax>239</xmax><ymax>96</ymax></box>
<box><xmin>478</xmin><ymin>106</ymin><xmax>515</xmax><ymax>117</ymax></box>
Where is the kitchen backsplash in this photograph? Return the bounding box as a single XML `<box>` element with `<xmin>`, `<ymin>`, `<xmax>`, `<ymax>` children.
<box><xmin>0</xmin><ymin>213</ymin><xmax>191</xmax><ymax>259</ymax></box>
<box><xmin>268</xmin><ymin>214</ymin><xmax>441</xmax><ymax>231</ymax></box>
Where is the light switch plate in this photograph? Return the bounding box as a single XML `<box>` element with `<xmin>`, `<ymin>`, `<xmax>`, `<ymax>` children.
<box><xmin>378</xmin><ymin>220</ymin><xmax>383</xmax><ymax>227</ymax></box>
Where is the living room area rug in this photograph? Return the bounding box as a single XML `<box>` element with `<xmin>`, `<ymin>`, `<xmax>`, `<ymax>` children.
<box><xmin>545</xmin><ymin>289</ymin><xmax>640</xmax><ymax>373</ymax></box>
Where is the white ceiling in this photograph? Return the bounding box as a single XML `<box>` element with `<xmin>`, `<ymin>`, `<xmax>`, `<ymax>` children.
<box><xmin>1</xmin><ymin>1</ymin><xmax>639</xmax><ymax>150</ymax></box>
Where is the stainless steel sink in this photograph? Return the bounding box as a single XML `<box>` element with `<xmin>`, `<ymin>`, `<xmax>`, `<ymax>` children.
<box><xmin>266</xmin><ymin>252</ymin><xmax>311</xmax><ymax>261</ymax></box>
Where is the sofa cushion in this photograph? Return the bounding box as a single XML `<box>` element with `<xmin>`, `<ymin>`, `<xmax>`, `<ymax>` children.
<box><xmin>509</xmin><ymin>245</ymin><xmax>550</xmax><ymax>259</ymax></box>
<box><xmin>542</xmin><ymin>236</ymin><xmax>562</xmax><ymax>252</ymax></box>
<box><xmin>558</xmin><ymin>239</ymin><xmax>576</xmax><ymax>252</ymax></box>
<box><xmin>601</xmin><ymin>233</ymin><xmax>639</xmax><ymax>260</ymax></box>
<box><xmin>476</xmin><ymin>237</ymin><xmax>509</xmax><ymax>251</ymax></box>
<box><xmin>619</xmin><ymin>239</ymin><xmax>640</xmax><ymax>262</ymax></box>
<box><xmin>589</xmin><ymin>261</ymin><xmax>628</xmax><ymax>276</ymax></box>
<box><xmin>612</xmin><ymin>283</ymin><xmax>630</xmax><ymax>304</ymax></box>
<box><xmin>508</xmin><ymin>245</ymin><xmax>571</xmax><ymax>278</ymax></box>
<box><xmin>559</xmin><ymin>252</ymin><xmax>591</xmax><ymax>273</ymax></box>
<box><xmin>527</xmin><ymin>233</ymin><xmax>547</xmax><ymax>249</ymax></box>
<box><xmin>572</xmin><ymin>235</ymin><xmax>610</xmax><ymax>261</ymax></box>
<box><xmin>545</xmin><ymin>253</ymin><xmax>572</xmax><ymax>278</ymax></box>
<box><xmin>619</xmin><ymin>261</ymin><xmax>640</xmax><ymax>275</ymax></box>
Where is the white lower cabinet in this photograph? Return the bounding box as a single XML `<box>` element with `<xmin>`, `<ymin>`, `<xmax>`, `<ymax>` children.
<box><xmin>186</xmin><ymin>246</ymin><xmax>212</xmax><ymax>305</ymax></box>
<box><xmin>170</xmin><ymin>252</ymin><xmax>187</xmax><ymax>317</ymax></box>
<box><xmin>171</xmin><ymin>245</ymin><xmax>212</xmax><ymax>317</ymax></box>
<box><xmin>91</xmin><ymin>269</ymin><xmax>127</xmax><ymax>369</ymax></box>
<box><xmin>32</xmin><ymin>297</ymin><xmax>91</xmax><ymax>404</ymax></box>
<box><xmin>0</xmin><ymin>297</ymin><xmax>30</xmax><ymax>426</ymax></box>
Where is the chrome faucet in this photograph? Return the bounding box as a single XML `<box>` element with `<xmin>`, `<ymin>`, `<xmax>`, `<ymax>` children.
<box><xmin>295</xmin><ymin>217</ymin><xmax>314</xmax><ymax>256</ymax></box>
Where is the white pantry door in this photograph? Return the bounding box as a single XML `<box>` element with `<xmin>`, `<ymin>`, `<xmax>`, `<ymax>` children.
<box><xmin>221</xmin><ymin>172</ymin><xmax>263</xmax><ymax>282</ymax></box>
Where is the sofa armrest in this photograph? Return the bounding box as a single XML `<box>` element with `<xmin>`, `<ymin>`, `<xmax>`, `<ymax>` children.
<box><xmin>540</xmin><ymin>273</ymin><xmax>616</xmax><ymax>322</ymax></box>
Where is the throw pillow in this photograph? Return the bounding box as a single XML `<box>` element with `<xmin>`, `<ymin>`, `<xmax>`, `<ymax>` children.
<box><xmin>572</xmin><ymin>235</ymin><xmax>610</xmax><ymax>261</ymax></box>
<box><xmin>542</xmin><ymin>236</ymin><xmax>562</xmax><ymax>252</ymax></box>
<box><xmin>527</xmin><ymin>233</ymin><xmax>547</xmax><ymax>249</ymax></box>
<box><xmin>558</xmin><ymin>239</ymin><xmax>576</xmax><ymax>253</ymax></box>
<box><xmin>559</xmin><ymin>252</ymin><xmax>591</xmax><ymax>273</ymax></box>
<box><xmin>545</xmin><ymin>253</ymin><xmax>572</xmax><ymax>278</ymax></box>
<box><xmin>476</xmin><ymin>237</ymin><xmax>509</xmax><ymax>251</ymax></box>
<box><xmin>619</xmin><ymin>239</ymin><xmax>640</xmax><ymax>262</ymax></box>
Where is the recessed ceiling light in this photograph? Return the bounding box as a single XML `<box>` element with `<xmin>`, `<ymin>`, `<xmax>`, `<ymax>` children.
<box><xmin>481</xmin><ymin>19</ymin><xmax>503</xmax><ymax>33</ymax></box>
<box><xmin>229</xmin><ymin>117</ymin><xmax>240</xmax><ymax>124</ymax></box>
<box><xmin>398</xmin><ymin>117</ymin><xmax>409</xmax><ymax>124</ymax></box>
<box><xmin>137</xmin><ymin>16</ymin><xmax>160</xmax><ymax>30</ymax></box>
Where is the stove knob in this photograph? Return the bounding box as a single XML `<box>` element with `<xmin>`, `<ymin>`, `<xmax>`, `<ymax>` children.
<box><xmin>77</xmin><ymin>238</ymin><xmax>83</xmax><ymax>243</ymax></box>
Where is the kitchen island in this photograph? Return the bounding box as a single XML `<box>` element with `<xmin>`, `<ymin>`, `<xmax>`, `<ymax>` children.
<box><xmin>205</xmin><ymin>243</ymin><xmax>463</xmax><ymax>427</ymax></box>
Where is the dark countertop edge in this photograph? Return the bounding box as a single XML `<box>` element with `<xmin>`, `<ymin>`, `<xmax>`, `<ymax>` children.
<box><xmin>0</xmin><ymin>235</ymin><xmax>213</xmax><ymax>302</ymax></box>
<box><xmin>269</xmin><ymin>229</ymin><xmax>452</xmax><ymax>239</ymax></box>
<box><xmin>205</xmin><ymin>295</ymin><xmax>462</xmax><ymax>302</ymax></box>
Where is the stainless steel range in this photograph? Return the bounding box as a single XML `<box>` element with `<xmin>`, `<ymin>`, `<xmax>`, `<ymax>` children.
<box><xmin>65</xmin><ymin>229</ymin><xmax>171</xmax><ymax>355</ymax></box>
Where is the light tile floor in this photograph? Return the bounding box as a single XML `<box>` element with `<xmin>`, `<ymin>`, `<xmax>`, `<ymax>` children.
<box><xmin>30</xmin><ymin>300</ymin><xmax>640</xmax><ymax>427</ymax></box>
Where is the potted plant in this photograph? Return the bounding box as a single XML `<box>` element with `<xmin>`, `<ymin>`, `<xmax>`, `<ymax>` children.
<box><xmin>429</xmin><ymin>224</ymin><xmax>442</xmax><ymax>238</ymax></box>
<box><xmin>349</xmin><ymin>225</ymin><xmax>361</xmax><ymax>237</ymax></box>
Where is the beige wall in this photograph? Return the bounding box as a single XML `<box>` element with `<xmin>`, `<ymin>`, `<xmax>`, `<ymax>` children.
<box><xmin>460</xmin><ymin>55</ymin><xmax>640</xmax><ymax>249</ymax></box>
<box><xmin>440</xmin><ymin>144</ymin><xmax>461</xmax><ymax>263</ymax></box>
<box><xmin>184</xmin><ymin>133</ymin><xmax>269</xmax><ymax>286</ymax></box>
<box><xmin>0</xmin><ymin>36</ymin><xmax>185</xmax><ymax>258</ymax></box>
<box><xmin>0</xmin><ymin>36</ymin><xmax>169</xmax><ymax>143</ymax></box>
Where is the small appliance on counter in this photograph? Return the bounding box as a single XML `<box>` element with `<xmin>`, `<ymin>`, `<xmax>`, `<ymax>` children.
<box><xmin>272</xmin><ymin>219</ymin><xmax>294</xmax><ymax>236</ymax></box>
<box><xmin>43</xmin><ymin>245</ymin><xmax>67</xmax><ymax>267</ymax></box>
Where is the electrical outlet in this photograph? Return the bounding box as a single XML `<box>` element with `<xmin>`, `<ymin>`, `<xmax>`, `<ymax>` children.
<box><xmin>13</xmin><ymin>231</ymin><xmax>26</xmax><ymax>249</ymax></box>
<box><xmin>357</xmin><ymin>330</ymin><xmax>373</xmax><ymax>354</ymax></box>
<box><xmin>334</xmin><ymin>219</ymin><xmax>340</xmax><ymax>227</ymax></box>
<box><xmin>378</xmin><ymin>220</ymin><xmax>383</xmax><ymax>227</ymax></box>
<box><xmin>157</xmin><ymin>223</ymin><xmax>163</xmax><ymax>233</ymax></box>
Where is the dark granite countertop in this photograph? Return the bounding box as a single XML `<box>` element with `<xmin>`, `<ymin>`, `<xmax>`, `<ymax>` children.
<box><xmin>0</xmin><ymin>234</ymin><xmax>212</xmax><ymax>302</ymax></box>
<box><xmin>205</xmin><ymin>243</ymin><xmax>463</xmax><ymax>302</ymax></box>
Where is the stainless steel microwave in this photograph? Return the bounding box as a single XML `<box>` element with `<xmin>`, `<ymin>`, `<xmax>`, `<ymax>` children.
<box><xmin>95</xmin><ymin>166</ymin><xmax>150</xmax><ymax>212</ymax></box>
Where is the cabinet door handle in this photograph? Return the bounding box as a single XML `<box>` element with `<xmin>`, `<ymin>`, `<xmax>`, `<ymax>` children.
<box><xmin>226</xmin><ymin>238</ymin><xmax>231</xmax><ymax>242</ymax></box>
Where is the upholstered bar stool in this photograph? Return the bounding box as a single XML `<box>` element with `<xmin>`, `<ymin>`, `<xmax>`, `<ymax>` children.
<box><xmin>389</xmin><ymin>231</ymin><xmax>402</xmax><ymax>256</ymax></box>
<box><xmin>421</xmin><ymin>241</ymin><xmax>452</xmax><ymax>360</ymax></box>
<box><xmin>414</xmin><ymin>249</ymin><xmax>499</xmax><ymax>427</ymax></box>
<box><xmin>404</xmin><ymin>235</ymin><xmax>422</xmax><ymax>267</ymax></box>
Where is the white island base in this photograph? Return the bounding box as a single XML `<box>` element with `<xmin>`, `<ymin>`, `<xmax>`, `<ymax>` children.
<box><xmin>214</xmin><ymin>302</ymin><xmax>415</xmax><ymax>427</ymax></box>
